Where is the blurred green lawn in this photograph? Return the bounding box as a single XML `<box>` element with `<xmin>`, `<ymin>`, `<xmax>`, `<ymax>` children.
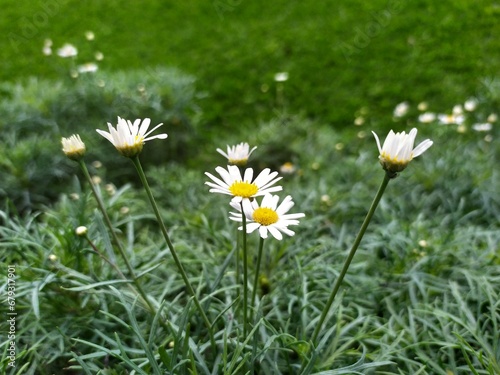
<box><xmin>2</xmin><ymin>0</ymin><xmax>500</xmax><ymax>128</ymax></box>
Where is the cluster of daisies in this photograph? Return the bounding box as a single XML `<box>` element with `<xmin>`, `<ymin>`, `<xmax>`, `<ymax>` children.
<box><xmin>62</xmin><ymin>116</ymin><xmax>433</xmax><ymax>239</ymax></box>
<box><xmin>392</xmin><ymin>99</ymin><xmax>496</xmax><ymax>139</ymax></box>
<box><xmin>206</xmin><ymin>144</ymin><xmax>306</xmax><ymax>241</ymax></box>
<box><xmin>61</xmin><ymin>117</ymin><xmax>307</xmax><ymax>241</ymax></box>
<box><xmin>43</xmin><ymin>31</ymin><xmax>103</xmax><ymax>76</ymax></box>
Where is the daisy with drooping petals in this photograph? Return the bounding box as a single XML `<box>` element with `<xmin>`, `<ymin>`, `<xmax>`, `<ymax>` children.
<box><xmin>61</xmin><ymin>134</ymin><xmax>86</xmax><ymax>160</ymax></box>
<box><xmin>229</xmin><ymin>194</ymin><xmax>305</xmax><ymax>240</ymax></box>
<box><xmin>372</xmin><ymin>128</ymin><xmax>433</xmax><ymax>175</ymax></box>
<box><xmin>216</xmin><ymin>142</ymin><xmax>257</xmax><ymax>166</ymax></box>
<box><xmin>205</xmin><ymin>165</ymin><xmax>282</xmax><ymax>203</ymax></box>
<box><xmin>96</xmin><ymin>117</ymin><xmax>167</xmax><ymax>157</ymax></box>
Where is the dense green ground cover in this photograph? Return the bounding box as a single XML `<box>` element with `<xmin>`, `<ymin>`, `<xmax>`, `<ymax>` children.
<box><xmin>0</xmin><ymin>0</ymin><xmax>499</xmax><ymax>374</ymax></box>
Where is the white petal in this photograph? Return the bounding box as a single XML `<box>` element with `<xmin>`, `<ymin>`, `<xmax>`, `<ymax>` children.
<box><xmin>412</xmin><ymin>139</ymin><xmax>433</xmax><ymax>158</ymax></box>
<box><xmin>276</xmin><ymin>195</ymin><xmax>294</xmax><ymax>215</ymax></box>
<box><xmin>216</xmin><ymin>148</ymin><xmax>229</xmax><ymax>159</ymax></box>
<box><xmin>144</xmin><ymin>122</ymin><xmax>165</xmax><ymax>139</ymax></box>
<box><xmin>214</xmin><ymin>167</ymin><xmax>234</xmax><ymax>186</ymax></box>
<box><xmin>144</xmin><ymin>133</ymin><xmax>168</xmax><ymax>141</ymax></box>
<box><xmin>228</xmin><ymin>165</ymin><xmax>243</xmax><ymax>181</ymax></box>
<box><xmin>246</xmin><ymin>222</ymin><xmax>261</xmax><ymax>233</ymax></box>
<box><xmin>371</xmin><ymin>131</ymin><xmax>382</xmax><ymax>154</ymax></box>
<box><xmin>243</xmin><ymin>167</ymin><xmax>254</xmax><ymax>182</ymax></box>
<box><xmin>205</xmin><ymin>173</ymin><xmax>229</xmax><ymax>189</ymax></box>
<box><xmin>267</xmin><ymin>226</ymin><xmax>283</xmax><ymax>240</ymax></box>
<box><xmin>258</xmin><ymin>226</ymin><xmax>268</xmax><ymax>239</ymax></box>
<box><xmin>138</xmin><ymin>118</ymin><xmax>152</xmax><ymax>137</ymax></box>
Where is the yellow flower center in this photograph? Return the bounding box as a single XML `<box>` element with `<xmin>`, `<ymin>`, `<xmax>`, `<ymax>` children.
<box><xmin>229</xmin><ymin>181</ymin><xmax>258</xmax><ymax>198</ymax></box>
<box><xmin>252</xmin><ymin>207</ymin><xmax>279</xmax><ymax>226</ymax></box>
<box><xmin>379</xmin><ymin>152</ymin><xmax>411</xmax><ymax>173</ymax></box>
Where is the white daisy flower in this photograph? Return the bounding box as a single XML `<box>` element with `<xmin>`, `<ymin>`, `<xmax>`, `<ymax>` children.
<box><xmin>77</xmin><ymin>62</ymin><xmax>98</xmax><ymax>73</ymax></box>
<box><xmin>487</xmin><ymin>113</ymin><xmax>498</xmax><ymax>123</ymax></box>
<box><xmin>216</xmin><ymin>142</ymin><xmax>257</xmax><ymax>166</ymax></box>
<box><xmin>438</xmin><ymin>113</ymin><xmax>465</xmax><ymax>125</ymax></box>
<box><xmin>372</xmin><ymin>128</ymin><xmax>433</xmax><ymax>175</ymax></box>
<box><xmin>85</xmin><ymin>31</ymin><xmax>95</xmax><ymax>41</ymax></box>
<box><xmin>418</xmin><ymin>112</ymin><xmax>436</xmax><ymax>123</ymax></box>
<box><xmin>464</xmin><ymin>98</ymin><xmax>478</xmax><ymax>112</ymax></box>
<box><xmin>61</xmin><ymin>134</ymin><xmax>86</xmax><ymax>160</ymax></box>
<box><xmin>417</xmin><ymin>101</ymin><xmax>429</xmax><ymax>111</ymax></box>
<box><xmin>274</xmin><ymin>72</ymin><xmax>289</xmax><ymax>82</ymax></box>
<box><xmin>205</xmin><ymin>165</ymin><xmax>282</xmax><ymax>203</ymax></box>
<box><xmin>472</xmin><ymin>123</ymin><xmax>492</xmax><ymax>132</ymax></box>
<box><xmin>393</xmin><ymin>101</ymin><xmax>410</xmax><ymax>118</ymax></box>
<box><xmin>57</xmin><ymin>43</ymin><xmax>78</xmax><ymax>58</ymax></box>
<box><xmin>96</xmin><ymin>117</ymin><xmax>167</xmax><ymax>157</ymax></box>
<box><xmin>452</xmin><ymin>104</ymin><xmax>464</xmax><ymax>115</ymax></box>
<box><xmin>230</xmin><ymin>194</ymin><xmax>305</xmax><ymax>240</ymax></box>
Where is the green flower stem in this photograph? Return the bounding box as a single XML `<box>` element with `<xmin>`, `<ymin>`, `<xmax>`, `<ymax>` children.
<box><xmin>130</xmin><ymin>156</ymin><xmax>215</xmax><ymax>348</ymax></box>
<box><xmin>310</xmin><ymin>172</ymin><xmax>391</xmax><ymax>346</ymax></box>
<box><xmin>83</xmin><ymin>234</ymin><xmax>127</xmax><ymax>280</ymax></box>
<box><xmin>240</xmin><ymin>201</ymin><xmax>249</xmax><ymax>338</ymax></box>
<box><xmin>250</xmin><ymin>237</ymin><xmax>265</xmax><ymax>323</ymax></box>
<box><xmin>78</xmin><ymin>160</ymin><xmax>156</xmax><ymax>314</ymax></box>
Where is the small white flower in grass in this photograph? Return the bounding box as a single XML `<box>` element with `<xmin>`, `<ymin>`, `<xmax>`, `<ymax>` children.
<box><xmin>417</xmin><ymin>102</ymin><xmax>429</xmax><ymax>111</ymax></box>
<box><xmin>418</xmin><ymin>112</ymin><xmax>436</xmax><ymax>124</ymax></box>
<box><xmin>77</xmin><ymin>62</ymin><xmax>98</xmax><ymax>73</ymax></box>
<box><xmin>42</xmin><ymin>39</ymin><xmax>53</xmax><ymax>56</ymax></box>
<box><xmin>274</xmin><ymin>72</ymin><xmax>289</xmax><ymax>82</ymax></box>
<box><xmin>75</xmin><ymin>226</ymin><xmax>88</xmax><ymax>236</ymax></box>
<box><xmin>85</xmin><ymin>31</ymin><xmax>95</xmax><ymax>41</ymax></box>
<box><xmin>96</xmin><ymin>116</ymin><xmax>167</xmax><ymax>157</ymax></box>
<box><xmin>453</xmin><ymin>104</ymin><xmax>464</xmax><ymax>115</ymax></box>
<box><xmin>216</xmin><ymin>142</ymin><xmax>257</xmax><ymax>166</ymax></box>
<box><xmin>372</xmin><ymin>128</ymin><xmax>433</xmax><ymax>175</ymax></box>
<box><xmin>205</xmin><ymin>165</ymin><xmax>282</xmax><ymax>203</ymax></box>
<box><xmin>62</xmin><ymin>134</ymin><xmax>86</xmax><ymax>160</ymax></box>
<box><xmin>95</xmin><ymin>51</ymin><xmax>104</xmax><ymax>61</ymax></box>
<box><xmin>393</xmin><ymin>102</ymin><xmax>410</xmax><ymax>118</ymax></box>
<box><xmin>487</xmin><ymin>113</ymin><xmax>498</xmax><ymax>123</ymax></box>
<box><xmin>472</xmin><ymin>123</ymin><xmax>492</xmax><ymax>132</ymax></box>
<box><xmin>57</xmin><ymin>43</ymin><xmax>78</xmax><ymax>58</ymax></box>
<box><xmin>230</xmin><ymin>194</ymin><xmax>305</xmax><ymax>240</ymax></box>
<box><xmin>438</xmin><ymin>113</ymin><xmax>465</xmax><ymax>125</ymax></box>
<box><xmin>464</xmin><ymin>98</ymin><xmax>478</xmax><ymax>112</ymax></box>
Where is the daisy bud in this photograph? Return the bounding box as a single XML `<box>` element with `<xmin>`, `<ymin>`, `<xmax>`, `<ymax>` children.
<box><xmin>62</xmin><ymin>134</ymin><xmax>86</xmax><ymax>161</ymax></box>
<box><xmin>75</xmin><ymin>226</ymin><xmax>88</xmax><ymax>236</ymax></box>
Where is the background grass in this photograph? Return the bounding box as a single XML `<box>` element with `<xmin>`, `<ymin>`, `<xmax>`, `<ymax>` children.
<box><xmin>1</xmin><ymin>0</ymin><xmax>499</xmax><ymax>374</ymax></box>
<box><xmin>2</xmin><ymin>0</ymin><xmax>500</xmax><ymax>127</ymax></box>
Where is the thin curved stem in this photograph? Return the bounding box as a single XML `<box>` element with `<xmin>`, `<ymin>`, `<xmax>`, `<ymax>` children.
<box><xmin>130</xmin><ymin>156</ymin><xmax>215</xmax><ymax>350</ymax></box>
<box><xmin>240</xmin><ymin>201</ymin><xmax>249</xmax><ymax>338</ymax></box>
<box><xmin>310</xmin><ymin>172</ymin><xmax>391</xmax><ymax>346</ymax></box>
<box><xmin>78</xmin><ymin>160</ymin><xmax>156</xmax><ymax>314</ymax></box>
<box><xmin>250</xmin><ymin>237</ymin><xmax>265</xmax><ymax>323</ymax></box>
